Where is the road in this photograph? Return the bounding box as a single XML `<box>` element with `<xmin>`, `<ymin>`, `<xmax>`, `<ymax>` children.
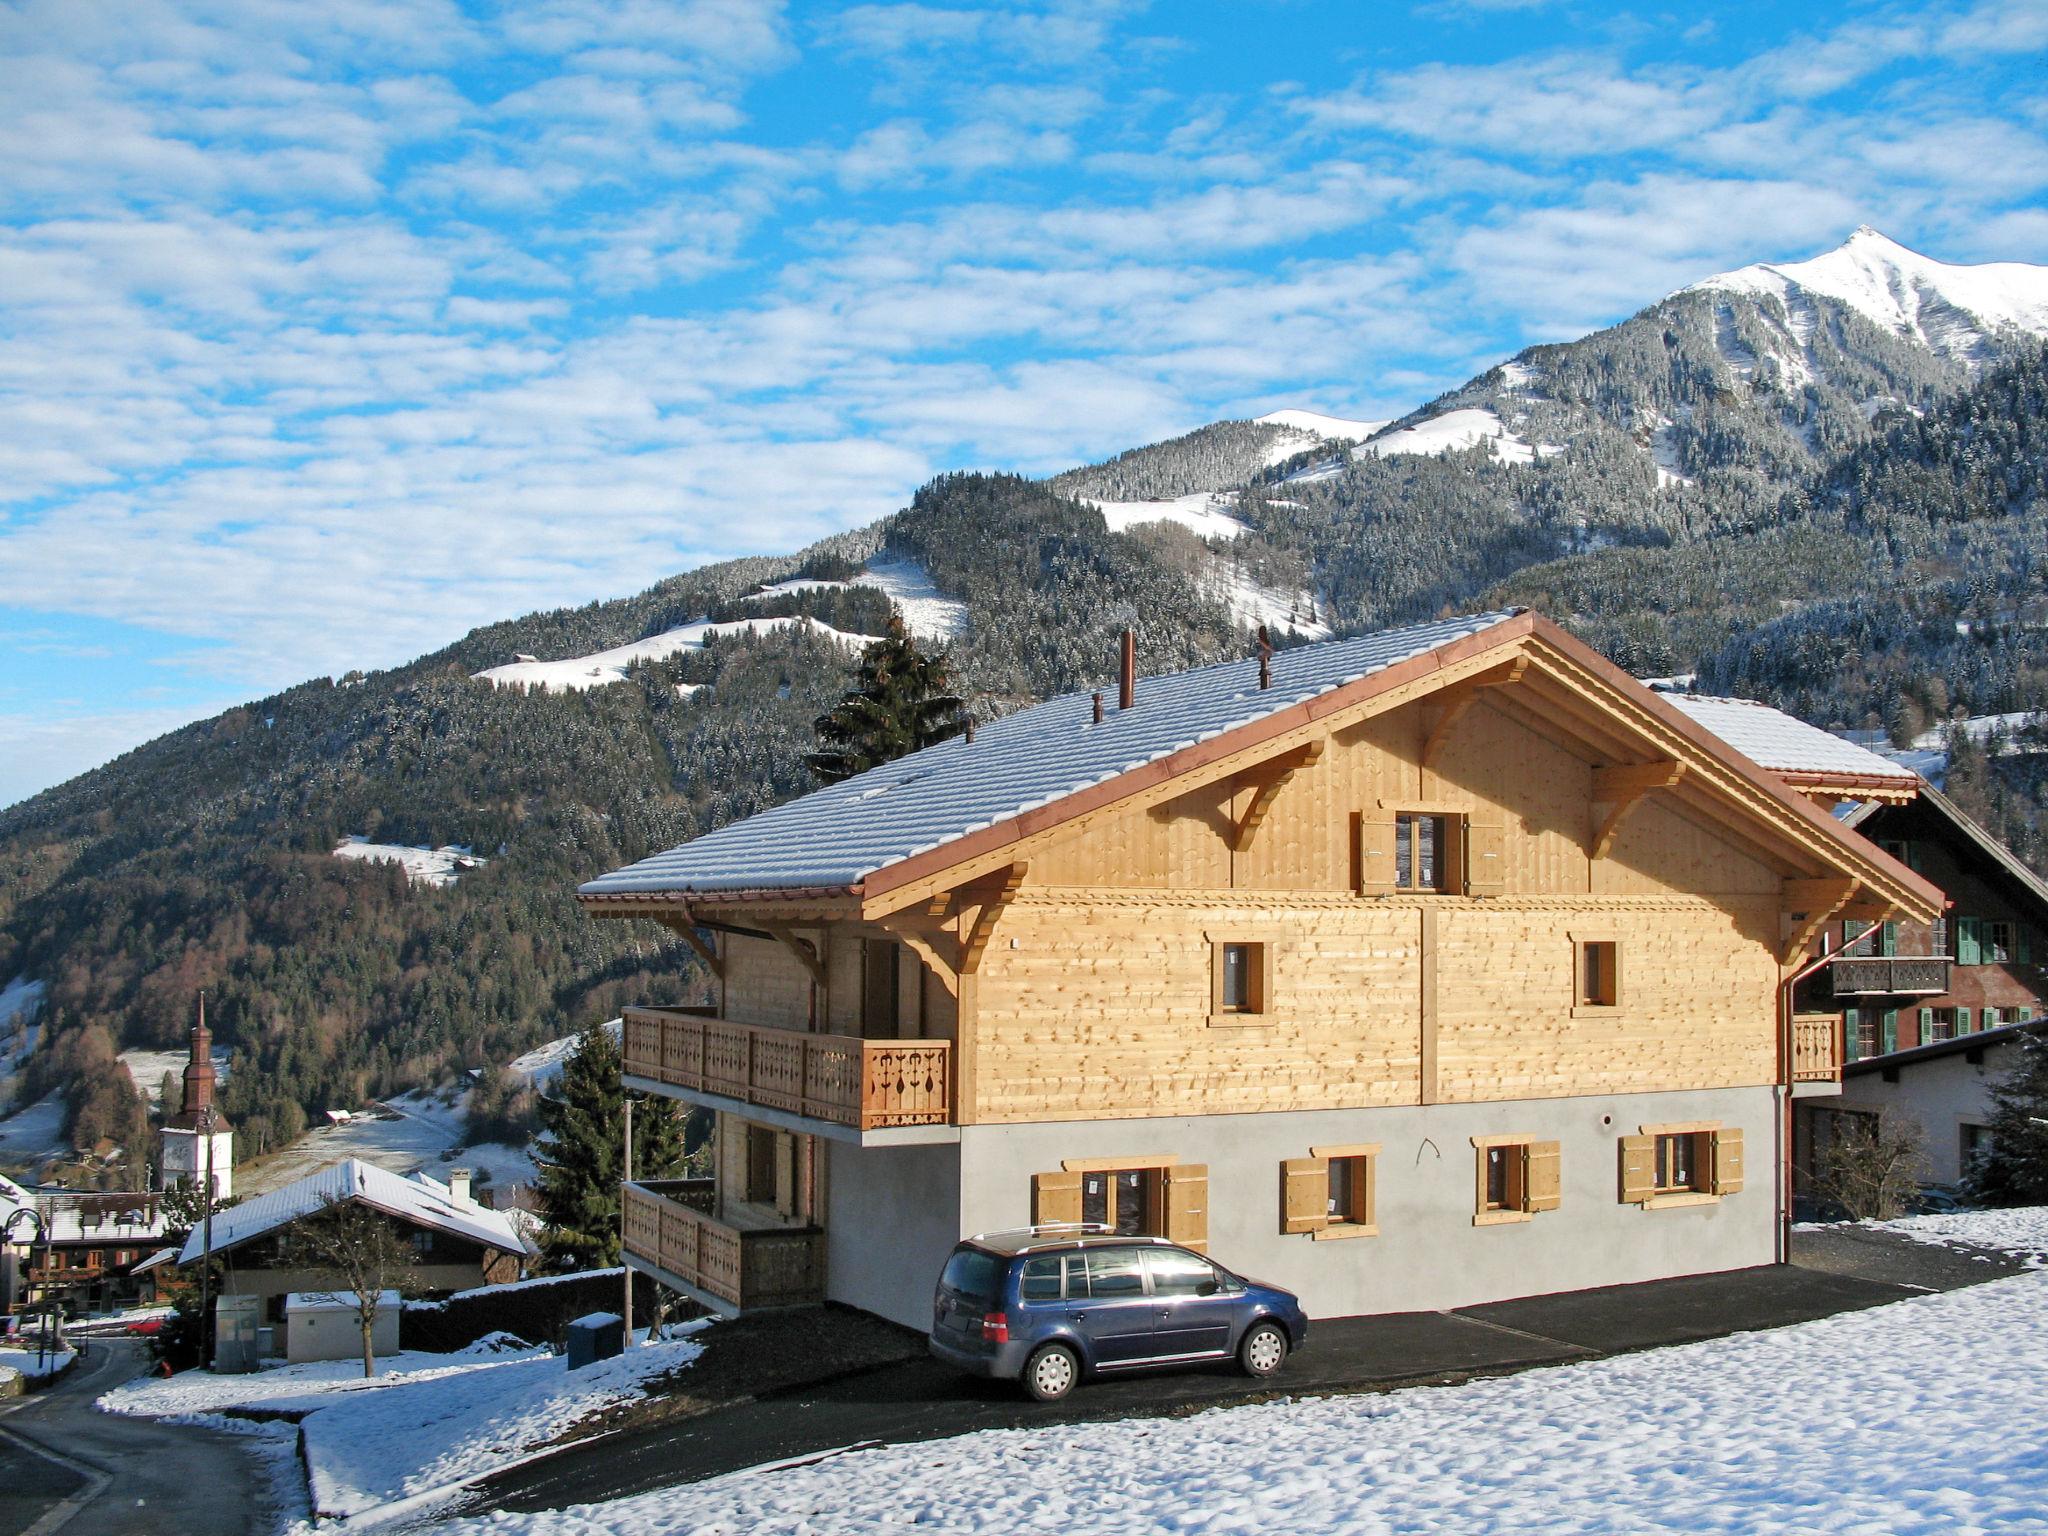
<box><xmin>462</xmin><ymin>1235</ymin><xmax>2021</xmax><ymax>1519</ymax></box>
<box><xmin>0</xmin><ymin>1339</ymin><xmax>270</xmax><ymax>1536</ymax></box>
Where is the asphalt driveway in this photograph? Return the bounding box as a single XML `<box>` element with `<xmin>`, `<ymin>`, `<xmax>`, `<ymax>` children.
<box><xmin>461</xmin><ymin>1225</ymin><xmax>2029</xmax><ymax>1519</ymax></box>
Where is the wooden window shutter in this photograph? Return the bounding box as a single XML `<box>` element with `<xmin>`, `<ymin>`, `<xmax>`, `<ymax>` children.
<box><xmin>1880</xmin><ymin>1009</ymin><xmax>1898</xmax><ymax>1055</ymax></box>
<box><xmin>1281</xmin><ymin>1157</ymin><xmax>1329</xmax><ymax>1233</ymax></box>
<box><xmin>1525</xmin><ymin>1141</ymin><xmax>1562</xmax><ymax>1212</ymax></box>
<box><xmin>1032</xmin><ymin>1170</ymin><xmax>1083</xmax><ymax>1226</ymax></box>
<box><xmin>1355</xmin><ymin>810</ymin><xmax>1397</xmax><ymax>896</ymax></box>
<box><xmin>1957</xmin><ymin>917</ymin><xmax>1982</xmax><ymax>966</ymax></box>
<box><xmin>1165</xmin><ymin>1164</ymin><xmax>1209</xmax><ymax>1252</ymax></box>
<box><xmin>1919</xmin><ymin>1007</ymin><xmax>1934</xmax><ymax>1037</ymax></box>
<box><xmin>1463</xmin><ymin>818</ymin><xmax>1506</xmax><ymax>897</ymax></box>
<box><xmin>1957</xmin><ymin>1006</ymin><xmax>1973</xmax><ymax>1033</ymax></box>
<box><xmin>1711</xmin><ymin>1128</ymin><xmax>1745</xmax><ymax>1195</ymax></box>
<box><xmin>1618</xmin><ymin>1134</ymin><xmax>1656</xmax><ymax>1204</ymax></box>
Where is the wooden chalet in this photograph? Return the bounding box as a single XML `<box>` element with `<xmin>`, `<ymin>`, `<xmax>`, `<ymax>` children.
<box><xmin>579</xmin><ymin>610</ymin><xmax>1942</xmax><ymax>1326</ymax></box>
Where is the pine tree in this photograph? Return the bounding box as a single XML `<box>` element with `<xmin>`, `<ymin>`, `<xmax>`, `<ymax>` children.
<box><xmin>1966</xmin><ymin>1031</ymin><xmax>2048</xmax><ymax>1205</ymax></box>
<box><xmin>806</xmin><ymin>615</ymin><xmax>966</xmax><ymax>783</ymax></box>
<box><xmin>535</xmin><ymin>1022</ymin><xmax>687</xmax><ymax>1270</ymax></box>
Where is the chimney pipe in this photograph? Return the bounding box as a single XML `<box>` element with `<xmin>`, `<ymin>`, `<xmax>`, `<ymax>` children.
<box><xmin>1092</xmin><ymin>691</ymin><xmax>1104</xmax><ymax>724</ymax></box>
<box><xmin>964</xmin><ymin>714</ymin><xmax>975</xmax><ymax>744</ymax></box>
<box><xmin>1258</xmin><ymin>625</ymin><xmax>1273</xmax><ymax>690</ymax></box>
<box><xmin>448</xmin><ymin>1168</ymin><xmax>472</xmax><ymax>1207</ymax></box>
<box><xmin>1118</xmin><ymin>630</ymin><xmax>1135</xmax><ymax>711</ymax></box>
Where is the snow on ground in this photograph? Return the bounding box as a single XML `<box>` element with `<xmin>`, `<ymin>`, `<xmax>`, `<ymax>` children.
<box><xmin>475</xmin><ymin>617</ymin><xmax>878</xmax><ymax>694</ymax></box>
<box><xmin>505</xmin><ymin>1021</ymin><xmax>621</xmax><ymax>1094</ymax></box>
<box><xmin>0</xmin><ymin>1346</ymin><xmax>75</xmax><ymax>1386</ymax></box>
<box><xmin>445</xmin><ymin>1272</ymin><xmax>2048</xmax><ymax>1536</ymax></box>
<box><xmin>120</xmin><ymin>1045</ymin><xmax>230</xmax><ymax>1105</ymax></box>
<box><xmin>109</xmin><ymin>1330</ymin><xmax>705</xmax><ymax>1519</ymax></box>
<box><xmin>1254</xmin><ymin>408</ymin><xmax>1391</xmax><ymax>442</ymax></box>
<box><xmin>853</xmin><ymin>559</ymin><xmax>969</xmax><ymax>642</ymax></box>
<box><xmin>0</xmin><ymin>978</ymin><xmax>43</xmax><ymax>1077</ymax></box>
<box><xmin>1359</xmin><ymin>407</ymin><xmax>1548</xmax><ymax>465</ymax></box>
<box><xmin>0</xmin><ymin>1094</ymin><xmax>69</xmax><ymax>1171</ymax></box>
<box><xmin>239</xmin><ymin>1095</ymin><xmax>465</xmax><ymax>1196</ymax></box>
<box><xmin>1210</xmin><ymin>567</ymin><xmax>1331</xmax><ymax>641</ymax></box>
<box><xmin>1084</xmin><ymin>491</ymin><xmax>1251</xmax><ymax>540</ymax></box>
<box><xmin>333</xmin><ymin>837</ymin><xmax>485</xmax><ymax>889</ymax></box>
<box><xmin>1692</xmin><ymin>226</ymin><xmax>2048</xmax><ymax>362</ymax></box>
<box><xmin>406</xmin><ymin>1267</ymin><xmax>626</xmax><ymax>1312</ymax></box>
<box><xmin>1866</xmin><ymin>1206</ymin><xmax>2048</xmax><ymax>1265</ymax></box>
<box><xmin>1650</xmin><ymin>424</ymin><xmax>1694</xmax><ymax>488</ymax></box>
<box><xmin>1912</xmin><ymin>711</ymin><xmax>2043</xmax><ymax>752</ymax></box>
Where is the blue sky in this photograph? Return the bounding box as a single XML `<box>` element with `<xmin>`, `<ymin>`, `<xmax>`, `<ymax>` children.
<box><xmin>2</xmin><ymin>0</ymin><xmax>2045</xmax><ymax>808</ymax></box>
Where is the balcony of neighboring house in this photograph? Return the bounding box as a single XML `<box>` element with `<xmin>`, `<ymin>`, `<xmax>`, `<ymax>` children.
<box><xmin>621</xmin><ymin>1177</ymin><xmax>824</xmax><ymax>1315</ymax></box>
<box><xmin>1826</xmin><ymin>919</ymin><xmax>1952</xmax><ymax>999</ymax></box>
<box><xmin>1791</xmin><ymin>1013</ymin><xmax>1844</xmax><ymax>1097</ymax></box>
<box><xmin>620</xmin><ymin>1005</ymin><xmax>957</xmax><ymax>1146</ymax></box>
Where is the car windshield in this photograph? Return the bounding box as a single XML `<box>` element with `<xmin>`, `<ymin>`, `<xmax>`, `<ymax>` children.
<box><xmin>939</xmin><ymin>1246</ymin><xmax>1005</xmax><ymax>1304</ymax></box>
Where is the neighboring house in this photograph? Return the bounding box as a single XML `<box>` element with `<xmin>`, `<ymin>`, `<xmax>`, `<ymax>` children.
<box><xmin>576</xmin><ymin>610</ymin><xmax>1938</xmax><ymax>1328</ymax></box>
<box><xmin>0</xmin><ymin>1185</ymin><xmax>170</xmax><ymax>1317</ymax></box>
<box><xmin>1806</xmin><ymin>1017</ymin><xmax>2046</xmax><ymax>1189</ymax></box>
<box><xmin>285</xmin><ymin>1288</ymin><xmax>401</xmax><ymax>1363</ymax></box>
<box><xmin>173</xmin><ymin>1158</ymin><xmax>531</xmax><ymax>1323</ymax></box>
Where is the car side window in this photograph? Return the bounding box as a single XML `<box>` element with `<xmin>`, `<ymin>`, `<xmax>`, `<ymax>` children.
<box><xmin>1144</xmin><ymin>1248</ymin><xmax>1220</xmax><ymax>1298</ymax></box>
<box><xmin>1062</xmin><ymin>1253</ymin><xmax>1091</xmax><ymax>1300</ymax></box>
<box><xmin>1085</xmin><ymin>1247</ymin><xmax>1147</xmax><ymax>1298</ymax></box>
<box><xmin>1019</xmin><ymin>1255</ymin><xmax>1063</xmax><ymax>1303</ymax></box>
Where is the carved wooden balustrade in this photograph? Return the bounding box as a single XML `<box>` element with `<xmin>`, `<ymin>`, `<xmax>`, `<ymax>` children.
<box><xmin>622</xmin><ymin>1180</ymin><xmax>823</xmax><ymax>1310</ymax></box>
<box><xmin>622</xmin><ymin>1007</ymin><xmax>952</xmax><ymax>1130</ymax></box>
<box><xmin>1792</xmin><ymin>1013</ymin><xmax>1843</xmax><ymax>1083</ymax></box>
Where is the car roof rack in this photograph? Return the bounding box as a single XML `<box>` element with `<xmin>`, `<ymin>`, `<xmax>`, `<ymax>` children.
<box><xmin>966</xmin><ymin>1222</ymin><xmax>1112</xmax><ymax>1243</ymax></box>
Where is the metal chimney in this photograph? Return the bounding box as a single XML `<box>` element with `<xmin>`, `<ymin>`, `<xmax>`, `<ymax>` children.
<box><xmin>1258</xmin><ymin>625</ymin><xmax>1273</xmax><ymax>690</ymax></box>
<box><xmin>1119</xmin><ymin>630</ymin><xmax>1135</xmax><ymax>711</ymax></box>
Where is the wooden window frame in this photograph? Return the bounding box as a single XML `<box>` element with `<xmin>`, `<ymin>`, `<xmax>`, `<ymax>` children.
<box><xmin>1205</xmin><ymin>930</ymin><xmax>1278</xmax><ymax>1027</ymax></box>
<box><xmin>1621</xmin><ymin>1121</ymin><xmax>1741</xmax><ymax>1209</ymax></box>
<box><xmin>1281</xmin><ymin>1144</ymin><xmax>1382</xmax><ymax>1240</ymax></box>
<box><xmin>1570</xmin><ymin>931</ymin><xmax>1622</xmax><ymax>1015</ymax></box>
<box><xmin>1470</xmin><ymin>1134</ymin><xmax>1560</xmax><ymax>1226</ymax></box>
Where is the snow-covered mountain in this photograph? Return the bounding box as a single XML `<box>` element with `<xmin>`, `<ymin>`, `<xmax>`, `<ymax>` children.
<box><xmin>1688</xmin><ymin>227</ymin><xmax>2048</xmax><ymax>365</ymax></box>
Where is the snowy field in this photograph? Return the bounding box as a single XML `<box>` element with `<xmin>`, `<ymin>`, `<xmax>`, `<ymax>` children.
<box><xmin>333</xmin><ymin>837</ymin><xmax>486</xmax><ymax>888</ymax></box>
<box><xmin>474</xmin><ymin>616</ymin><xmax>879</xmax><ymax>694</ymax></box>
<box><xmin>504</xmin><ymin>1020</ymin><xmax>620</xmax><ymax>1094</ymax></box>
<box><xmin>1083</xmin><ymin>490</ymin><xmax>1251</xmax><ymax>540</ymax></box>
<box><xmin>1357</xmin><ymin>406</ymin><xmax>1552</xmax><ymax>465</ymax></box>
<box><xmin>742</xmin><ymin>558</ymin><xmax>968</xmax><ymax>644</ymax></box>
<box><xmin>105</xmin><ymin>1331</ymin><xmax>704</xmax><ymax>1519</ymax></box>
<box><xmin>119</xmin><ymin>1045</ymin><xmax>231</xmax><ymax>1105</ymax></box>
<box><xmin>443</xmin><ymin>1272</ymin><xmax>2048</xmax><ymax>1536</ymax></box>
<box><xmin>1255</xmin><ymin>407</ymin><xmax>1390</xmax><ymax>443</ymax></box>
<box><xmin>0</xmin><ymin>1093</ymin><xmax>69</xmax><ymax>1171</ymax></box>
<box><xmin>0</xmin><ymin>1345</ymin><xmax>75</xmax><ymax>1388</ymax></box>
<box><xmin>1911</xmin><ymin>711</ymin><xmax>2043</xmax><ymax>752</ymax></box>
<box><xmin>1868</xmin><ymin>1206</ymin><xmax>2048</xmax><ymax>1265</ymax></box>
<box><xmin>0</xmin><ymin>977</ymin><xmax>43</xmax><ymax>1081</ymax></box>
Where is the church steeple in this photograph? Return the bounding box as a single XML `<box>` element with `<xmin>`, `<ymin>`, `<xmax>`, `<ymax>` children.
<box><xmin>183</xmin><ymin>995</ymin><xmax>218</xmax><ymax>1119</ymax></box>
<box><xmin>160</xmin><ymin>994</ymin><xmax>233</xmax><ymax>1199</ymax></box>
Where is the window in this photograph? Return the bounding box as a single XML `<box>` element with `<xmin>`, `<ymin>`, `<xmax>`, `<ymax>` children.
<box><xmin>1083</xmin><ymin>1168</ymin><xmax>1163</xmax><ymax>1236</ymax></box>
<box><xmin>1281</xmin><ymin>1144</ymin><xmax>1380</xmax><ymax>1238</ymax></box>
<box><xmin>1144</xmin><ymin>1248</ymin><xmax>1223</xmax><ymax>1297</ymax></box>
<box><xmin>1470</xmin><ymin>1136</ymin><xmax>1561</xmax><ymax>1226</ymax></box>
<box><xmin>1084</xmin><ymin>1247</ymin><xmax>1147</xmax><ymax>1297</ymax></box>
<box><xmin>1622</xmin><ymin>1124</ymin><xmax>1743</xmax><ymax>1206</ymax></box>
<box><xmin>1018</xmin><ymin>1254</ymin><xmax>1064</xmax><ymax>1303</ymax></box>
<box><xmin>1034</xmin><ymin>1159</ymin><xmax>1207</xmax><ymax>1250</ymax></box>
<box><xmin>411</xmin><ymin>1230</ymin><xmax>434</xmax><ymax>1257</ymax></box>
<box><xmin>1208</xmin><ymin>935</ymin><xmax>1274</xmax><ymax>1024</ymax></box>
<box><xmin>1395</xmin><ymin>812</ymin><xmax>1447</xmax><ymax>891</ymax></box>
<box><xmin>744</xmin><ymin>1124</ymin><xmax>778</xmax><ymax>1204</ymax></box>
<box><xmin>1577</xmin><ymin>940</ymin><xmax>1619</xmax><ymax>1008</ymax></box>
<box><xmin>1987</xmin><ymin>921</ymin><xmax>2015</xmax><ymax>964</ymax></box>
<box><xmin>1922</xmin><ymin>1007</ymin><xmax>1959</xmax><ymax>1043</ymax></box>
<box><xmin>860</xmin><ymin>938</ymin><xmax>900</xmax><ymax>1038</ymax></box>
<box><xmin>1877</xmin><ymin>838</ymin><xmax>1919</xmax><ymax>872</ymax></box>
<box><xmin>1961</xmin><ymin>1123</ymin><xmax>1995</xmax><ymax>1174</ymax></box>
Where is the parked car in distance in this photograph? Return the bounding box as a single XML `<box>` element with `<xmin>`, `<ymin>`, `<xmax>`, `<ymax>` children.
<box><xmin>928</xmin><ymin>1226</ymin><xmax>1308</xmax><ymax>1402</ymax></box>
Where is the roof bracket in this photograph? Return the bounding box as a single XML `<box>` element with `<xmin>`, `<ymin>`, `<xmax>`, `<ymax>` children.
<box><xmin>1781</xmin><ymin>878</ymin><xmax>1859</xmax><ymax>967</ymax></box>
<box><xmin>1590</xmin><ymin>760</ymin><xmax>1686</xmax><ymax>859</ymax></box>
<box><xmin>655</xmin><ymin>909</ymin><xmax>724</xmax><ymax>980</ymax></box>
<box><xmin>1230</xmin><ymin>740</ymin><xmax>1325</xmax><ymax>853</ymax></box>
<box><xmin>763</xmin><ymin>924</ymin><xmax>827</xmax><ymax>987</ymax></box>
<box><xmin>1420</xmin><ymin>658</ymin><xmax>1528</xmax><ymax>769</ymax></box>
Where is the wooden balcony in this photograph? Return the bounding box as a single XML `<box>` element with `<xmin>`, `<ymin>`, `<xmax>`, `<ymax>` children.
<box><xmin>1828</xmin><ymin>956</ymin><xmax>1952</xmax><ymax>997</ymax></box>
<box><xmin>621</xmin><ymin>1006</ymin><xmax>953</xmax><ymax>1135</ymax></box>
<box><xmin>1792</xmin><ymin>1013</ymin><xmax>1842</xmax><ymax>1085</ymax></box>
<box><xmin>622</xmin><ymin>1179</ymin><xmax>823</xmax><ymax>1312</ymax></box>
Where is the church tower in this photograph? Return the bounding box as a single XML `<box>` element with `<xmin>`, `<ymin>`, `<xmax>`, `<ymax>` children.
<box><xmin>158</xmin><ymin>998</ymin><xmax>233</xmax><ymax>1200</ymax></box>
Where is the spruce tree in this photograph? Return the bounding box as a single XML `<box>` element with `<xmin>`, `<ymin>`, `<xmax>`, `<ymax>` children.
<box><xmin>535</xmin><ymin>1022</ymin><xmax>687</xmax><ymax>1270</ymax></box>
<box><xmin>1966</xmin><ymin>1031</ymin><xmax>2048</xmax><ymax>1205</ymax></box>
<box><xmin>806</xmin><ymin>615</ymin><xmax>966</xmax><ymax>783</ymax></box>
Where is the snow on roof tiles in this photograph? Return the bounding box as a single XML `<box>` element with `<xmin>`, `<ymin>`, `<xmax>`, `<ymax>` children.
<box><xmin>582</xmin><ymin>610</ymin><xmax>1524</xmax><ymax>899</ymax></box>
<box><xmin>177</xmin><ymin>1157</ymin><xmax>530</xmax><ymax>1266</ymax></box>
<box><xmin>1661</xmin><ymin>695</ymin><xmax>1918</xmax><ymax>783</ymax></box>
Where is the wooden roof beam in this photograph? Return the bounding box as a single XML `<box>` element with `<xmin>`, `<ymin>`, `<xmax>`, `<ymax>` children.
<box><xmin>1781</xmin><ymin>878</ymin><xmax>1858</xmax><ymax>967</ymax></box>
<box><xmin>1590</xmin><ymin>760</ymin><xmax>1686</xmax><ymax>860</ymax></box>
<box><xmin>876</xmin><ymin>920</ymin><xmax>960</xmax><ymax>1000</ymax></box>
<box><xmin>762</xmin><ymin>924</ymin><xmax>826</xmax><ymax>987</ymax></box>
<box><xmin>1482</xmin><ymin>685</ymin><xmax>1645</xmax><ymax>768</ymax></box>
<box><xmin>957</xmin><ymin>863</ymin><xmax>1028</xmax><ymax>976</ymax></box>
<box><xmin>653</xmin><ymin>911</ymin><xmax>724</xmax><ymax>981</ymax></box>
<box><xmin>1419</xmin><ymin>658</ymin><xmax>1528</xmax><ymax>769</ymax></box>
<box><xmin>1230</xmin><ymin>740</ymin><xmax>1325</xmax><ymax>853</ymax></box>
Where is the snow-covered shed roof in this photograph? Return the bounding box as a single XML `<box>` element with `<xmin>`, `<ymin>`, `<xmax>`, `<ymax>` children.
<box><xmin>176</xmin><ymin>1157</ymin><xmax>531</xmax><ymax>1266</ymax></box>
<box><xmin>286</xmin><ymin>1289</ymin><xmax>402</xmax><ymax>1312</ymax></box>
<box><xmin>1660</xmin><ymin>695</ymin><xmax>1919</xmax><ymax>790</ymax></box>
<box><xmin>582</xmin><ymin>610</ymin><xmax>1524</xmax><ymax>899</ymax></box>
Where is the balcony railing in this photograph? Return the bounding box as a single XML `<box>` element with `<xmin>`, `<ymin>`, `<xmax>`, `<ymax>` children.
<box><xmin>1792</xmin><ymin>1013</ymin><xmax>1842</xmax><ymax>1084</ymax></box>
<box><xmin>1828</xmin><ymin>956</ymin><xmax>1952</xmax><ymax>997</ymax></box>
<box><xmin>622</xmin><ymin>1179</ymin><xmax>824</xmax><ymax>1310</ymax></box>
<box><xmin>622</xmin><ymin>1006</ymin><xmax>952</xmax><ymax>1130</ymax></box>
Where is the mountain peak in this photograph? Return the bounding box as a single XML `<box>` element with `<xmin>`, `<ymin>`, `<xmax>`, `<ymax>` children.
<box><xmin>1684</xmin><ymin>227</ymin><xmax>2048</xmax><ymax>361</ymax></box>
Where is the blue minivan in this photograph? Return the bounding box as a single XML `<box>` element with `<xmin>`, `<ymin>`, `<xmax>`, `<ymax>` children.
<box><xmin>928</xmin><ymin>1227</ymin><xmax>1309</xmax><ymax>1401</ymax></box>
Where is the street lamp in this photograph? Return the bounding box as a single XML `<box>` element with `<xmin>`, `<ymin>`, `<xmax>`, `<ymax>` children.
<box><xmin>4</xmin><ymin>1207</ymin><xmax>53</xmax><ymax>1373</ymax></box>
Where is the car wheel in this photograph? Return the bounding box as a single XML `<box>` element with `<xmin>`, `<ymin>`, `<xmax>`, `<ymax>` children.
<box><xmin>1022</xmin><ymin>1343</ymin><xmax>1079</xmax><ymax>1402</ymax></box>
<box><xmin>1238</xmin><ymin>1321</ymin><xmax>1288</xmax><ymax>1378</ymax></box>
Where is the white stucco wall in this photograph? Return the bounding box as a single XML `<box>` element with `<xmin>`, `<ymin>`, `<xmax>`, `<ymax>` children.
<box><xmin>822</xmin><ymin>1139</ymin><xmax>963</xmax><ymax>1328</ymax></box>
<box><xmin>1829</xmin><ymin>1043</ymin><xmax>2020</xmax><ymax>1187</ymax></box>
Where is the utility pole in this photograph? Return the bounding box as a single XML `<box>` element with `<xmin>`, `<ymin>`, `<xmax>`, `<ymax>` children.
<box><xmin>200</xmin><ymin>1101</ymin><xmax>216</xmax><ymax>1370</ymax></box>
<box><xmin>621</xmin><ymin>1094</ymin><xmax>634</xmax><ymax>1347</ymax></box>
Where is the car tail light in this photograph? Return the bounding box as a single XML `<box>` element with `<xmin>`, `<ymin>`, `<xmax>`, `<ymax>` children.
<box><xmin>981</xmin><ymin>1311</ymin><xmax>1009</xmax><ymax>1342</ymax></box>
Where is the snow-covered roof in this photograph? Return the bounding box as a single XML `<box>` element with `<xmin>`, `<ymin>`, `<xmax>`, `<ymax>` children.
<box><xmin>582</xmin><ymin>610</ymin><xmax>1523</xmax><ymax>898</ymax></box>
<box><xmin>286</xmin><ymin>1289</ymin><xmax>402</xmax><ymax>1312</ymax></box>
<box><xmin>1660</xmin><ymin>695</ymin><xmax>1919</xmax><ymax>786</ymax></box>
<box><xmin>176</xmin><ymin>1157</ymin><xmax>532</xmax><ymax>1265</ymax></box>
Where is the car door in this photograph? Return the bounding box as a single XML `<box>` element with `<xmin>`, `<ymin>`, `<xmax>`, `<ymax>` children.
<box><xmin>1073</xmin><ymin>1246</ymin><xmax>1155</xmax><ymax>1366</ymax></box>
<box><xmin>1144</xmin><ymin>1247</ymin><xmax>1235</xmax><ymax>1359</ymax></box>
